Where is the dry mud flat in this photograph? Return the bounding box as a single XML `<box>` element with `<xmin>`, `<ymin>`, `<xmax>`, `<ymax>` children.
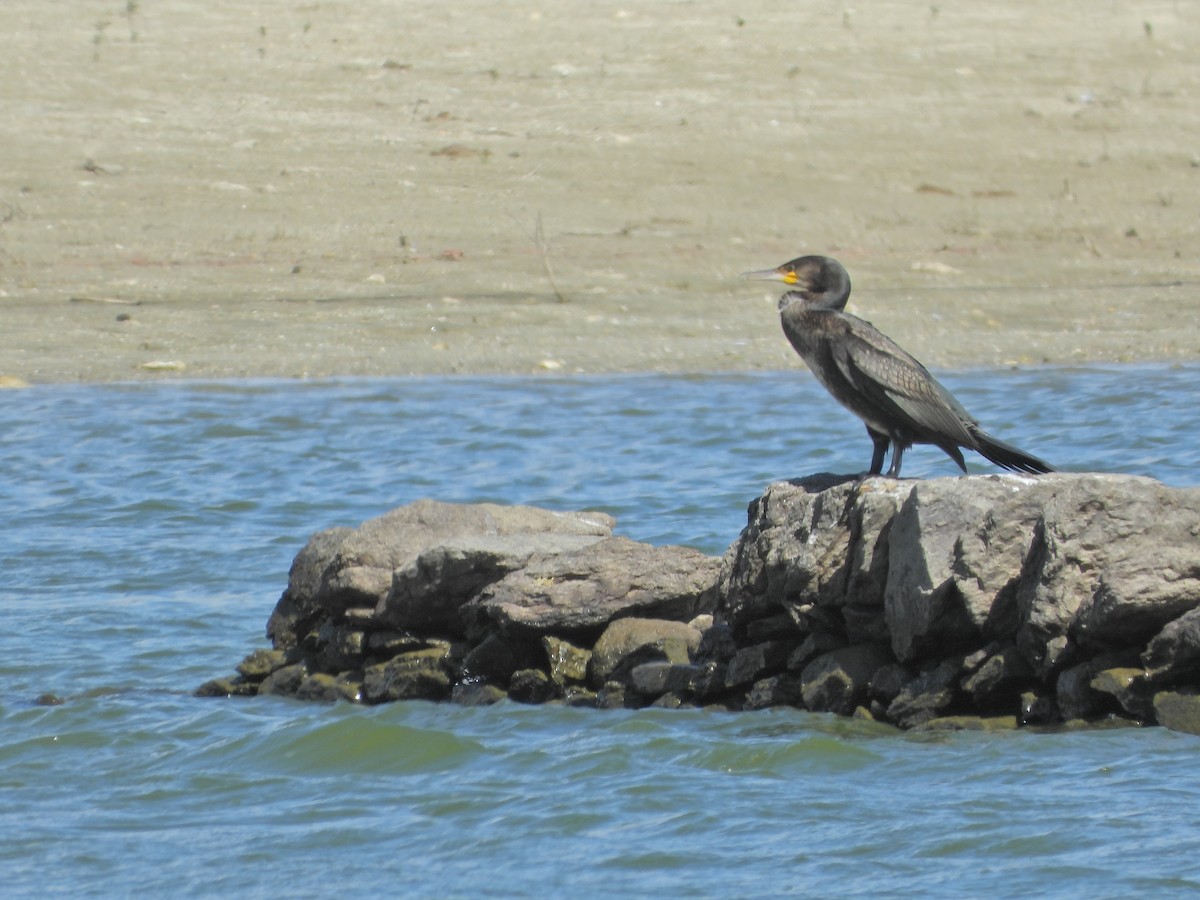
<box><xmin>1</xmin><ymin>1</ymin><xmax>1198</xmax><ymax>383</ymax></box>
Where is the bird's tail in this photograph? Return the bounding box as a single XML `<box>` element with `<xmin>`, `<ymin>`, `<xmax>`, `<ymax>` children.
<box><xmin>970</xmin><ymin>428</ymin><xmax>1055</xmax><ymax>474</ymax></box>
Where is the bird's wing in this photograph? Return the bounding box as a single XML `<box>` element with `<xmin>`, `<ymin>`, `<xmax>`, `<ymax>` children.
<box><xmin>829</xmin><ymin>317</ymin><xmax>978</xmax><ymax>445</ymax></box>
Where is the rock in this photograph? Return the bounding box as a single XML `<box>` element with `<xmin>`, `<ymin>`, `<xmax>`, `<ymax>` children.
<box><xmin>596</xmin><ymin>681</ymin><xmax>628</xmax><ymax>709</ymax></box>
<box><xmin>1143</xmin><ymin>607</ymin><xmax>1200</xmax><ymax>682</ymax></box>
<box><xmin>314</xmin><ymin>622</ymin><xmax>367</xmax><ymax>672</ymax></box>
<box><xmin>543</xmin><ymin>635</ymin><xmax>590</xmax><ymax>686</ymax></box>
<box><xmin>452</xmin><ymin>681</ymin><xmax>508</xmax><ymax>706</ymax></box>
<box><xmin>563</xmin><ymin>686</ymin><xmax>598</xmax><ymax>707</ymax></box>
<box><xmin>588</xmin><ymin>617</ymin><xmax>700</xmax><ymax>688</ymax></box>
<box><xmin>915</xmin><ymin>715</ymin><xmax>1018</xmax><ymax>732</ymax></box>
<box><xmin>259</xmin><ymin>662</ymin><xmax>308</xmax><ymax>697</ymax></box>
<box><xmin>460</xmin><ymin>634</ymin><xmax>523</xmax><ymax>684</ymax></box>
<box><xmin>787</xmin><ymin>632</ymin><xmax>845</xmax><ymax>672</ymax></box>
<box><xmin>800</xmin><ymin>644</ymin><xmax>894</xmax><ymax>716</ymax></box>
<box><xmin>366</xmin><ymin>629</ymin><xmax>429</xmax><ymax>657</ymax></box>
<box><xmin>645</xmin><ymin>660</ymin><xmax>726</xmax><ymax>703</ymax></box>
<box><xmin>719</xmin><ymin>475</ymin><xmax>880</xmax><ymax>630</ymax></box>
<box><xmin>744</xmin><ymin>673</ymin><xmax>806</xmax><ymax>710</ymax></box>
<box><xmin>266</xmin><ymin>527</ymin><xmax>354</xmax><ymax>651</ymax></box>
<box><xmin>724</xmin><ymin>640</ymin><xmax>791</xmax><ymax>691</ymax></box>
<box><xmin>1019</xmin><ymin>691</ymin><xmax>1059</xmax><ymax>725</ymax></box>
<box><xmin>868</xmin><ymin>662</ymin><xmax>912</xmax><ymax>706</ymax></box>
<box><xmin>267</xmin><ymin>500</ymin><xmax>613</xmax><ymax>649</ymax></box>
<box><xmin>195</xmin><ymin>677</ymin><xmax>257</xmax><ymax>698</ymax></box>
<box><xmin>1055</xmin><ymin>651</ymin><xmax>1142</xmax><ymax>721</ymax></box>
<box><xmin>208</xmin><ymin>475</ymin><xmax>1200</xmax><ymax>733</ymax></box>
<box><xmin>696</xmin><ymin>620</ymin><xmax>738</xmax><ymax>663</ymax></box>
<box><xmin>885</xmin><ymin>477</ymin><xmax>1051</xmax><ymax>662</ymax></box>
<box><xmin>1153</xmin><ymin>691</ymin><xmax>1200</xmax><ymax>736</ymax></box>
<box><xmin>1018</xmin><ymin>476</ymin><xmax>1200</xmax><ymax>675</ymax></box>
<box><xmin>630</xmin><ymin>661</ymin><xmax>674</xmax><ymax>697</ymax></box>
<box><xmin>887</xmin><ymin>657</ymin><xmax>965</xmax><ymax>728</ymax></box>
<box><xmin>961</xmin><ymin>645</ymin><xmax>1036</xmax><ymax>712</ymax></box>
<box><xmin>509</xmin><ymin>668</ymin><xmax>555</xmax><ymax>704</ymax></box>
<box><xmin>1089</xmin><ymin>667</ymin><xmax>1156</xmax><ymax>722</ymax></box>
<box><xmin>295</xmin><ymin>673</ymin><xmax>362</xmax><ymax>703</ymax></box>
<box><xmin>745</xmin><ymin>613</ymin><xmax>801</xmax><ymax>642</ymax></box>
<box><xmin>469</xmin><ymin>537</ymin><xmax>720</xmax><ymax>641</ymax></box>
<box><xmin>236</xmin><ymin>648</ymin><xmax>288</xmax><ymax>680</ymax></box>
<box><xmin>362</xmin><ymin>646</ymin><xmax>455</xmax><ymax>703</ymax></box>
<box><xmin>1056</xmin><ymin>661</ymin><xmax>1105</xmax><ymax>721</ymax></box>
<box><xmin>382</xmin><ymin>532</ymin><xmax>608</xmax><ymax>635</ymax></box>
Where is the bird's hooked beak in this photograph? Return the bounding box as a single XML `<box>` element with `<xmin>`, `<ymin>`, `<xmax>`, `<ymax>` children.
<box><xmin>739</xmin><ymin>265</ymin><xmax>798</xmax><ymax>285</ymax></box>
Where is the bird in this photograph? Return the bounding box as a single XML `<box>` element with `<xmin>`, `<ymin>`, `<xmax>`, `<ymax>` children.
<box><xmin>740</xmin><ymin>254</ymin><xmax>1054</xmax><ymax>478</ymax></box>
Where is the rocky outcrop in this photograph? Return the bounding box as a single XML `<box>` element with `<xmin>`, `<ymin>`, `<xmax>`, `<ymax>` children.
<box><xmin>200</xmin><ymin>475</ymin><xmax>1200</xmax><ymax>736</ymax></box>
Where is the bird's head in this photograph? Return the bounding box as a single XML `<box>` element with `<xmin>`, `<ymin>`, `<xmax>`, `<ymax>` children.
<box><xmin>740</xmin><ymin>254</ymin><xmax>851</xmax><ymax>311</ymax></box>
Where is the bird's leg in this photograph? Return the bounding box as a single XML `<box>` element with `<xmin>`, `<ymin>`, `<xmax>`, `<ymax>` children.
<box><xmin>886</xmin><ymin>443</ymin><xmax>906</xmax><ymax>478</ymax></box>
<box><xmin>867</xmin><ymin>427</ymin><xmax>889</xmax><ymax>475</ymax></box>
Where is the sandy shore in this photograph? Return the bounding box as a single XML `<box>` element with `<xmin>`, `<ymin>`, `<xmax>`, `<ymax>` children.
<box><xmin>2</xmin><ymin>1</ymin><xmax>1198</xmax><ymax>385</ymax></box>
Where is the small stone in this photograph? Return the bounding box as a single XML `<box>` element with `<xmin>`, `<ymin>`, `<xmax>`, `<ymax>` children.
<box><xmin>725</xmin><ymin>640</ymin><xmax>790</xmax><ymax>690</ymax></box>
<box><xmin>745</xmin><ymin>613</ymin><xmax>799</xmax><ymax>642</ymax></box>
<box><xmin>362</xmin><ymin>647</ymin><xmax>454</xmax><ymax>703</ymax></box>
<box><xmin>800</xmin><ymin>644</ymin><xmax>893</xmax><ymax>715</ymax></box>
<box><xmin>915</xmin><ymin>715</ymin><xmax>1019</xmax><ymax>732</ymax></box>
<box><xmin>462</xmin><ymin>634</ymin><xmax>523</xmax><ymax>683</ymax></box>
<box><xmin>316</xmin><ymin>623</ymin><xmax>367</xmax><ymax>672</ymax></box>
<box><xmin>588</xmin><ymin>617</ymin><xmax>700</xmax><ymax>687</ymax></box>
<box><xmin>596</xmin><ymin>681</ymin><xmax>628</xmax><ymax>709</ymax></box>
<box><xmin>1019</xmin><ymin>691</ymin><xmax>1059</xmax><ymax>725</ymax></box>
<box><xmin>1090</xmin><ymin>667</ymin><xmax>1155</xmax><ymax>721</ymax></box>
<box><xmin>630</xmin><ymin>661</ymin><xmax>674</xmax><ymax>697</ymax></box>
<box><xmin>451</xmin><ymin>681</ymin><xmax>508</xmax><ymax>706</ymax></box>
<box><xmin>961</xmin><ymin>645</ymin><xmax>1035</xmax><ymax>711</ymax></box>
<box><xmin>508</xmin><ymin>668</ymin><xmax>554</xmax><ymax>704</ymax></box>
<box><xmin>563</xmin><ymin>686</ymin><xmax>598</xmax><ymax>707</ymax></box>
<box><xmin>869</xmin><ymin>662</ymin><xmax>912</xmax><ymax>704</ymax></box>
<box><xmin>195</xmin><ymin>678</ymin><xmax>256</xmax><ymax>698</ymax></box>
<box><xmin>887</xmin><ymin>657</ymin><xmax>964</xmax><ymax>728</ymax></box>
<box><xmin>787</xmin><ymin>632</ymin><xmax>844</xmax><ymax>671</ymax></box>
<box><xmin>1153</xmin><ymin>691</ymin><xmax>1200</xmax><ymax>736</ymax></box>
<box><xmin>295</xmin><ymin>673</ymin><xmax>362</xmax><ymax>703</ymax></box>
<box><xmin>744</xmin><ymin>674</ymin><xmax>806</xmax><ymax>710</ymax></box>
<box><xmin>695</xmin><ymin>620</ymin><xmax>738</xmax><ymax>663</ymax></box>
<box><xmin>543</xmin><ymin>635</ymin><xmax>591</xmax><ymax>685</ymax></box>
<box><xmin>258</xmin><ymin>662</ymin><xmax>308</xmax><ymax>697</ymax></box>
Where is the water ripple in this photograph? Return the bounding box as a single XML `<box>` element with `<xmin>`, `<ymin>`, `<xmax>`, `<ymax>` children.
<box><xmin>2</xmin><ymin>366</ymin><xmax>1200</xmax><ymax>896</ymax></box>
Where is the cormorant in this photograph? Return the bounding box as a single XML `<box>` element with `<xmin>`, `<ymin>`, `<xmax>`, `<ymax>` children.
<box><xmin>741</xmin><ymin>254</ymin><xmax>1054</xmax><ymax>477</ymax></box>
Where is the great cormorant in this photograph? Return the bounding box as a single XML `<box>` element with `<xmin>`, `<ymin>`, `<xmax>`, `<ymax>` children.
<box><xmin>741</xmin><ymin>254</ymin><xmax>1054</xmax><ymax>477</ymax></box>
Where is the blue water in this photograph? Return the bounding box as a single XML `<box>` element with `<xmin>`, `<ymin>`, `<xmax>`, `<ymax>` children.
<box><xmin>3</xmin><ymin>366</ymin><xmax>1200</xmax><ymax>897</ymax></box>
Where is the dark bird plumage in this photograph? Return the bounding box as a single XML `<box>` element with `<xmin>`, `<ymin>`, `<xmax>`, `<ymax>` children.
<box><xmin>741</xmin><ymin>254</ymin><xmax>1054</xmax><ymax>478</ymax></box>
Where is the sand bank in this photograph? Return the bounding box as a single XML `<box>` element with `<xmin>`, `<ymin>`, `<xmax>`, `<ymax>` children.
<box><xmin>1</xmin><ymin>1</ymin><xmax>1198</xmax><ymax>384</ymax></box>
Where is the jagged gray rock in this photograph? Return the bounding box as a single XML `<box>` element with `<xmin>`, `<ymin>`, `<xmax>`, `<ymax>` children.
<box><xmin>1143</xmin><ymin>608</ymin><xmax>1200</xmax><ymax>682</ymax></box>
<box><xmin>800</xmin><ymin>644</ymin><xmax>893</xmax><ymax>716</ymax></box>
<box><xmin>467</xmin><ymin>537</ymin><xmax>720</xmax><ymax>641</ymax></box>
<box><xmin>202</xmin><ymin>476</ymin><xmax>1200</xmax><ymax>735</ymax></box>
<box><xmin>721</xmin><ymin>474</ymin><xmax>1200</xmax><ymax>683</ymax></box>
<box><xmin>266</xmin><ymin>500</ymin><xmax>614</xmax><ymax>649</ymax></box>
